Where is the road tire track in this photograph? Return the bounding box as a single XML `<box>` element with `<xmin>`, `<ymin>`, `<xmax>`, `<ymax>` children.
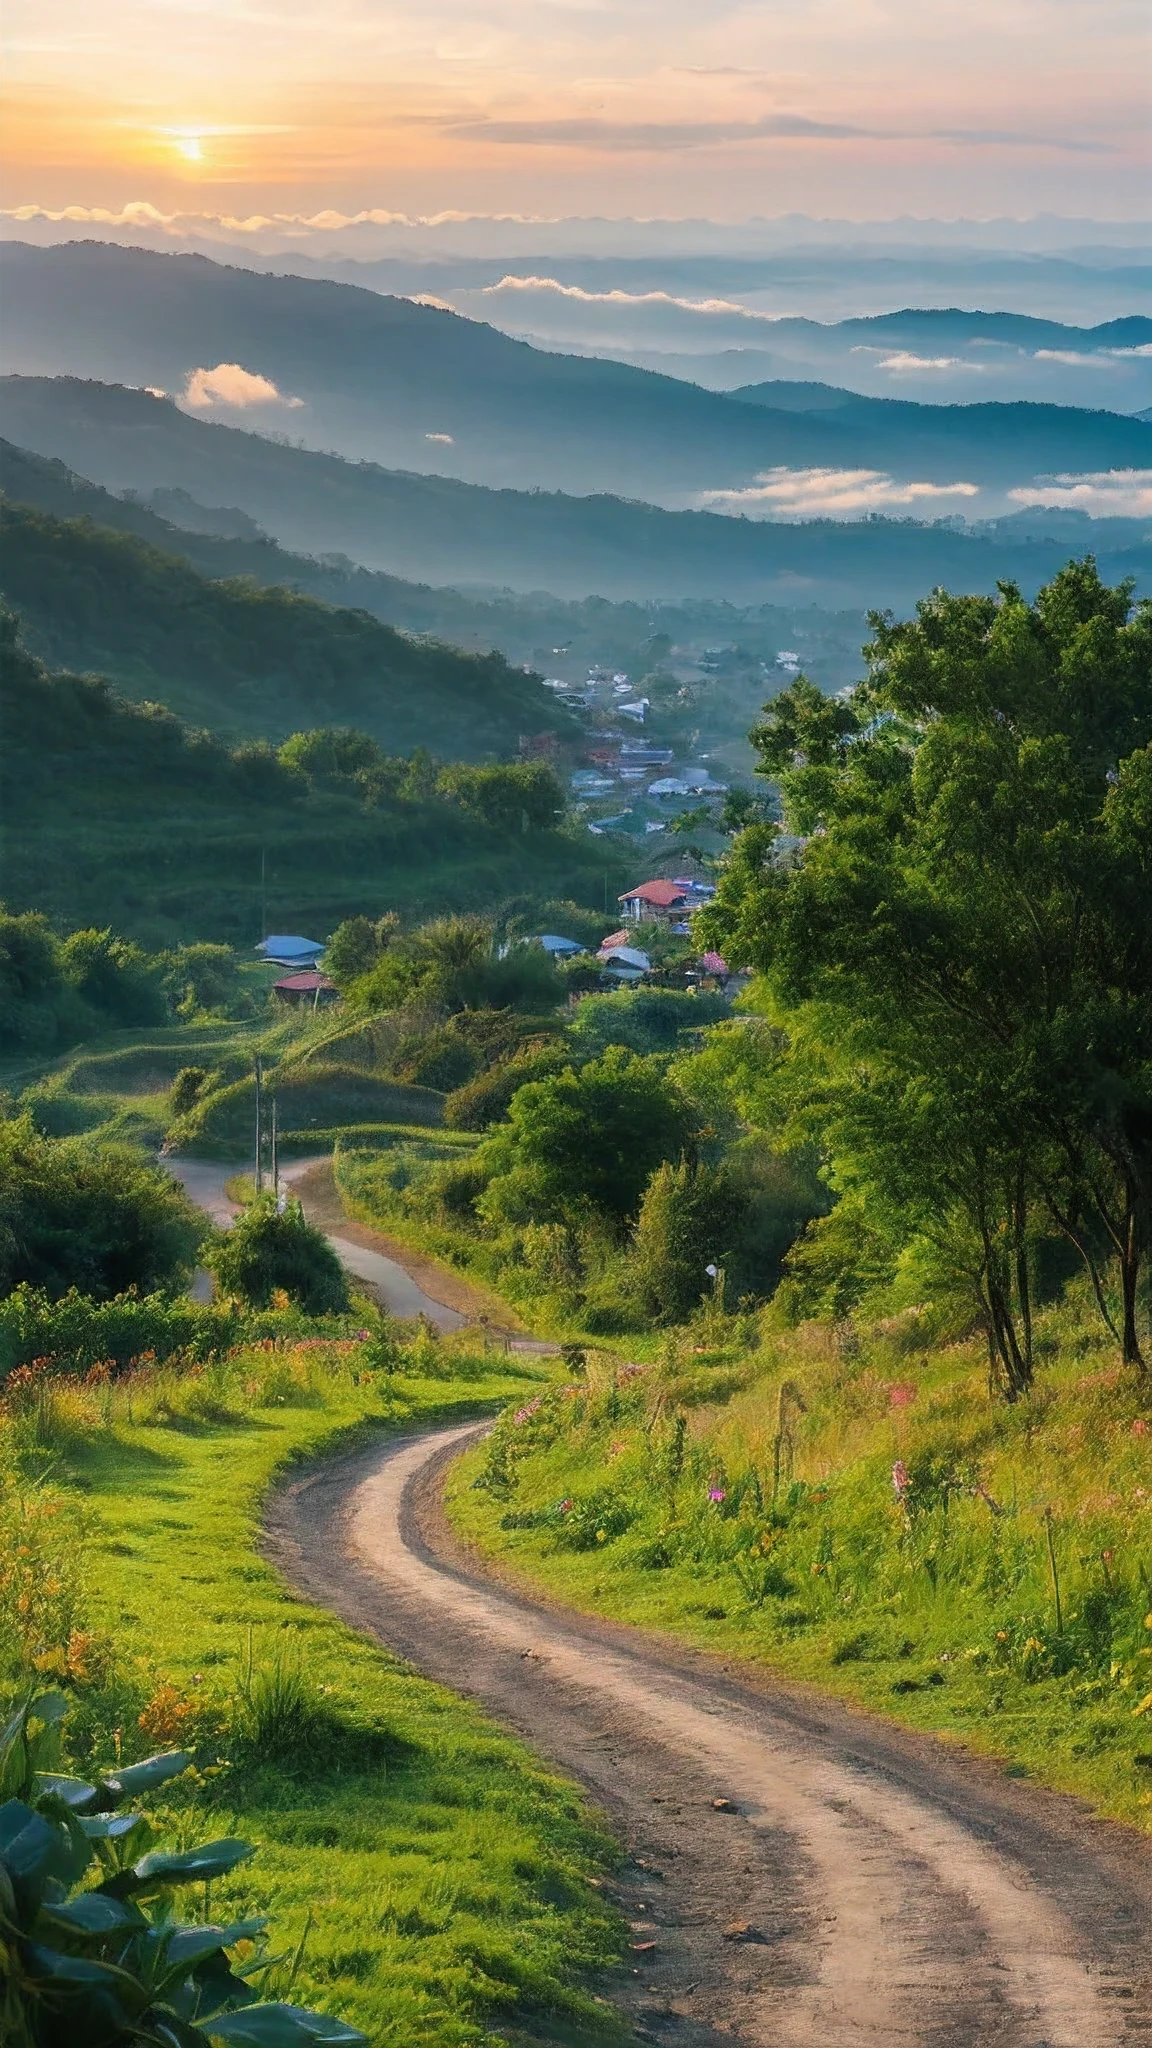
<box><xmin>265</xmin><ymin>1422</ymin><xmax>1151</xmax><ymax>2047</ymax></box>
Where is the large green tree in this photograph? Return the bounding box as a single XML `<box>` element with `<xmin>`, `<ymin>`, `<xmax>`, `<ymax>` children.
<box><xmin>703</xmin><ymin>561</ymin><xmax>1152</xmax><ymax>1388</ymax></box>
<box><xmin>0</xmin><ymin>1116</ymin><xmax>204</xmax><ymax>1300</ymax></box>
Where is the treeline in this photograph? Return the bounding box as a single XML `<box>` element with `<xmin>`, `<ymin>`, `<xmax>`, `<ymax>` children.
<box><xmin>703</xmin><ymin>559</ymin><xmax>1152</xmax><ymax>1388</ymax></box>
<box><xmin>0</xmin><ymin>611</ymin><xmax>621</xmax><ymax>945</ymax></box>
<box><xmin>0</xmin><ymin>497</ymin><xmax>579</xmax><ymax>755</ymax></box>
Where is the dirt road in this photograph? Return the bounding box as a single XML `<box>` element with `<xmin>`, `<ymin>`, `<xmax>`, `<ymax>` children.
<box><xmin>267</xmin><ymin>1421</ymin><xmax>1151</xmax><ymax>2048</ymax></box>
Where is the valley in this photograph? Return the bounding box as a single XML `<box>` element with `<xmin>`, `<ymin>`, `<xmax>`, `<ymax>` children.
<box><xmin>1</xmin><ymin>219</ymin><xmax>1149</xmax><ymax>2048</ymax></box>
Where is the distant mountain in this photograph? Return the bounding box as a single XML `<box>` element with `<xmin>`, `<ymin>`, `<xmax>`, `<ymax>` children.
<box><xmin>3</xmin><ymin>378</ymin><xmax>1149</xmax><ymax>612</ymax></box>
<box><xmin>1</xmin><ymin>243</ymin><xmax>1148</xmax><ymax>504</ymax></box>
<box><xmin>0</xmin><ymin>496</ymin><xmax>579</xmax><ymax>756</ymax></box>
<box><xmin>728</xmin><ymin>382</ymin><xmax>1149</xmax><ymax>475</ymax></box>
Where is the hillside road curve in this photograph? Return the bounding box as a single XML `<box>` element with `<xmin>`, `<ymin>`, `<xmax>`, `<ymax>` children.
<box><xmin>265</xmin><ymin>1421</ymin><xmax>1152</xmax><ymax>2048</ymax></box>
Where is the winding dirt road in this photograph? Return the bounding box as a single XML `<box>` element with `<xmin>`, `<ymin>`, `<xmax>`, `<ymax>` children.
<box><xmin>267</xmin><ymin>1422</ymin><xmax>1152</xmax><ymax>2048</ymax></box>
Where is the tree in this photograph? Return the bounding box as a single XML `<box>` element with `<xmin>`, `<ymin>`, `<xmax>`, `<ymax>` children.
<box><xmin>703</xmin><ymin>562</ymin><xmax>1152</xmax><ymax>1387</ymax></box>
<box><xmin>479</xmin><ymin>1046</ymin><xmax>694</xmax><ymax>1229</ymax></box>
<box><xmin>435</xmin><ymin>762</ymin><xmax>564</xmax><ymax>833</ymax></box>
<box><xmin>0</xmin><ymin>1116</ymin><xmax>204</xmax><ymax>1300</ymax></box>
<box><xmin>632</xmin><ymin>1159</ymin><xmax>747</xmax><ymax>1322</ymax></box>
<box><xmin>212</xmin><ymin>1197</ymin><xmax>350</xmax><ymax>1312</ymax></box>
<box><xmin>325</xmin><ymin>915</ymin><xmax>384</xmax><ymax>986</ymax></box>
<box><xmin>60</xmin><ymin>928</ymin><xmax>166</xmax><ymax>1028</ymax></box>
<box><xmin>161</xmin><ymin>941</ymin><xmax>241</xmax><ymax>1018</ymax></box>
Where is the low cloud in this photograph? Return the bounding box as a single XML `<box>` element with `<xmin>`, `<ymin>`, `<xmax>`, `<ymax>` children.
<box><xmin>1009</xmin><ymin>469</ymin><xmax>1152</xmax><ymax>516</ymax></box>
<box><xmin>181</xmin><ymin>363</ymin><xmax>303</xmax><ymax>410</ymax></box>
<box><xmin>699</xmin><ymin>467</ymin><xmax>980</xmax><ymax>519</ymax></box>
<box><xmin>425</xmin><ymin>431</ymin><xmax>455</xmax><ymax>443</ymax></box>
<box><xmin>873</xmin><ymin>352</ymin><xmax>984</xmax><ymax>373</ymax></box>
<box><xmin>480</xmin><ymin>274</ymin><xmax>771</xmax><ymax>319</ymax></box>
<box><xmin>1033</xmin><ymin>349</ymin><xmax>1116</xmax><ymax>368</ymax></box>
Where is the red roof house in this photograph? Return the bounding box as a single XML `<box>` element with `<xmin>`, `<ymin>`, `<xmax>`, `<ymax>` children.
<box><xmin>618</xmin><ymin>879</ymin><xmax>692</xmax><ymax>922</ymax></box>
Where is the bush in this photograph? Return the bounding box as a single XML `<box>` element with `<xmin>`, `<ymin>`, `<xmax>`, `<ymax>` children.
<box><xmin>0</xmin><ymin>1117</ymin><xmax>205</xmax><ymax>1302</ymax></box>
<box><xmin>212</xmin><ymin>1198</ymin><xmax>350</xmax><ymax>1313</ymax></box>
<box><xmin>569</xmin><ymin>986</ymin><xmax>729</xmax><ymax>1062</ymax></box>
<box><xmin>444</xmin><ymin>1040</ymin><xmax>570</xmax><ymax>1130</ymax></box>
<box><xmin>632</xmin><ymin>1159</ymin><xmax>750</xmax><ymax>1322</ymax></box>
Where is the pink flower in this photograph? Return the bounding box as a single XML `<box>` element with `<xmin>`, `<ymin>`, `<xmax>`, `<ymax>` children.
<box><xmin>1133</xmin><ymin>1418</ymin><xmax>1148</xmax><ymax>1437</ymax></box>
<box><xmin>892</xmin><ymin>1460</ymin><xmax>909</xmax><ymax>1498</ymax></box>
<box><xmin>887</xmin><ymin>1383</ymin><xmax>917</xmax><ymax>1409</ymax></box>
<box><xmin>514</xmin><ymin>1396</ymin><xmax>543</xmax><ymax>1425</ymax></box>
<box><xmin>708</xmin><ymin>1487</ymin><xmax>726</xmax><ymax>1503</ymax></box>
<box><xmin>559</xmin><ymin>1498</ymin><xmax>573</xmax><ymax>1515</ymax></box>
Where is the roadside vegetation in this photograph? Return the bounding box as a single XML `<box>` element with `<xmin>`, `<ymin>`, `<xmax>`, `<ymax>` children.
<box><xmin>0</xmin><ymin>1333</ymin><xmax>629</xmax><ymax>2045</ymax></box>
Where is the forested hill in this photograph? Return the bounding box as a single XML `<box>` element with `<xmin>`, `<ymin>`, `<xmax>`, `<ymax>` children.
<box><xmin>0</xmin><ymin>615</ymin><xmax>620</xmax><ymax>946</ymax></box>
<box><xmin>4</xmin><ymin>241</ymin><xmax>1148</xmax><ymax>501</ymax></box>
<box><xmin>4</xmin><ymin>379</ymin><xmax>1151</xmax><ymax>608</ymax></box>
<box><xmin>0</xmin><ymin>498</ymin><xmax>580</xmax><ymax>756</ymax></box>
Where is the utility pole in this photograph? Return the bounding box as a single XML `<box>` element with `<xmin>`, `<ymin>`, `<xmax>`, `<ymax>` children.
<box><xmin>270</xmin><ymin>1094</ymin><xmax>279</xmax><ymax>1206</ymax></box>
<box><xmin>254</xmin><ymin>1054</ymin><xmax>264</xmax><ymax>1195</ymax></box>
<box><xmin>260</xmin><ymin>849</ymin><xmax>267</xmax><ymax>944</ymax></box>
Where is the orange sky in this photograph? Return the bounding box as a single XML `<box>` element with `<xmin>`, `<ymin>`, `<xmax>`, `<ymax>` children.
<box><xmin>2</xmin><ymin>0</ymin><xmax>1146</xmax><ymax>219</ymax></box>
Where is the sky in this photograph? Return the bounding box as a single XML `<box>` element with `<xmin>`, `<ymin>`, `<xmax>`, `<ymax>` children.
<box><xmin>1</xmin><ymin>0</ymin><xmax>1148</xmax><ymax>225</ymax></box>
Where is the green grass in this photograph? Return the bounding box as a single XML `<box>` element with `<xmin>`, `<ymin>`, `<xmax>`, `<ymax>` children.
<box><xmin>445</xmin><ymin>1302</ymin><xmax>1152</xmax><ymax>1834</ymax></box>
<box><xmin>1</xmin><ymin>1343</ymin><xmax>630</xmax><ymax>2045</ymax></box>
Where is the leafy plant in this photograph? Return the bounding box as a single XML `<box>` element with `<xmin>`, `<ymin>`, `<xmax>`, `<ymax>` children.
<box><xmin>0</xmin><ymin>1692</ymin><xmax>365</xmax><ymax>2048</ymax></box>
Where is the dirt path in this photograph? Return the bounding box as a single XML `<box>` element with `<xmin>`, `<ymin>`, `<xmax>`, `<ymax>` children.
<box><xmin>266</xmin><ymin>1422</ymin><xmax>1151</xmax><ymax>2048</ymax></box>
<box><xmin>167</xmin><ymin>1153</ymin><xmax>535</xmax><ymax>1338</ymax></box>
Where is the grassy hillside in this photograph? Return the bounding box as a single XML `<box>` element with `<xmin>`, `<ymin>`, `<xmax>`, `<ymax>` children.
<box><xmin>448</xmin><ymin>1299</ymin><xmax>1152</xmax><ymax>1833</ymax></box>
<box><xmin>0</xmin><ymin>498</ymin><xmax>580</xmax><ymax>753</ymax></box>
<box><xmin>6</xmin><ymin>243</ymin><xmax>1147</xmax><ymax>502</ymax></box>
<box><xmin>0</xmin><ymin>621</ymin><xmax>627</xmax><ymax>946</ymax></box>
<box><xmin>4</xmin><ymin>378</ymin><xmax>1150</xmax><ymax>608</ymax></box>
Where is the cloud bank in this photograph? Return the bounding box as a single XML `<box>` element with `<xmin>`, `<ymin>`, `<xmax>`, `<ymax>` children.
<box><xmin>1009</xmin><ymin>468</ymin><xmax>1152</xmax><ymax>515</ymax></box>
<box><xmin>698</xmin><ymin>468</ymin><xmax>981</xmax><ymax>518</ymax></box>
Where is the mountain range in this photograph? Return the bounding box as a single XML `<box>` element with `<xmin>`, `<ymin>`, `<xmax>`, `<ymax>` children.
<box><xmin>2</xmin><ymin>243</ymin><xmax>1149</xmax><ymax>509</ymax></box>
<box><xmin>3</xmin><ymin>378</ymin><xmax>1148</xmax><ymax>613</ymax></box>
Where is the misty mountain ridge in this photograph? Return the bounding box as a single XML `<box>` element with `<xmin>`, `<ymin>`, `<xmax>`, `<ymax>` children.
<box><xmin>3</xmin><ymin>378</ymin><xmax>1148</xmax><ymax>613</ymax></box>
<box><xmin>2</xmin><ymin>242</ymin><xmax>1149</xmax><ymax>513</ymax></box>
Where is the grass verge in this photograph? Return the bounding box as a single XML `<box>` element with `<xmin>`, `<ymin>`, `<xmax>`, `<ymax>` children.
<box><xmin>0</xmin><ymin>1341</ymin><xmax>629</xmax><ymax>2045</ymax></box>
<box><xmin>444</xmin><ymin>1305</ymin><xmax>1152</xmax><ymax>1835</ymax></box>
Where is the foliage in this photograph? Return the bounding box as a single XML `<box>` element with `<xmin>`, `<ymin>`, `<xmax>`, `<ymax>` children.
<box><xmin>631</xmin><ymin>1160</ymin><xmax>750</xmax><ymax>1322</ymax></box>
<box><xmin>478</xmin><ymin>1047</ymin><xmax>695</xmax><ymax>1231</ymax></box>
<box><xmin>0</xmin><ymin>1116</ymin><xmax>204</xmax><ymax>1303</ymax></box>
<box><xmin>434</xmin><ymin>762</ymin><xmax>565</xmax><ymax>833</ymax></box>
<box><xmin>0</xmin><ymin>1337</ymin><xmax>628</xmax><ymax>2043</ymax></box>
<box><xmin>444</xmin><ymin>1039</ymin><xmax>571</xmax><ymax>1131</ymax></box>
<box><xmin>0</xmin><ymin>610</ymin><xmax>625</xmax><ymax>949</ymax></box>
<box><xmin>0</xmin><ymin>1694</ymin><xmax>365</xmax><ymax>2048</ymax></box>
<box><xmin>349</xmin><ymin>915</ymin><xmax>563</xmax><ymax>1019</ymax></box>
<box><xmin>0</xmin><ymin>502</ymin><xmax>577</xmax><ymax>758</ymax></box>
<box><xmin>452</xmin><ymin>1296</ymin><xmax>1152</xmax><ymax>1832</ymax></box>
<box><xmin>211</xmin><ymin>1200</ymin><xmax>350</xmax><ymax>1315</ymax></box>
<box><xmin>568</xmin><ymin>987</ymin><xmax>729</xmax><ymax>1063</ymax></box>
<box><xmin>703</xmin><ymin>561</ymin><xmax>1152</xmax><ymax>1393</ymax></box>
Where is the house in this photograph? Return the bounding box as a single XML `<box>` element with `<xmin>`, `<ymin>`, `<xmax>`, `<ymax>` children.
<box><xmin>618</xmin><ymin>879</ymin><xmax>694</xmax><ymax>922</ymax></box>
<box><xmin>258</xmin><ymin>934</ymin><xmax>325</xmax><ymax>967</ymax></box>
<box><xmin>530</xmin><ymin>934</ymin><xmax>584</xmax><ymax>956</ymax></box>
<box><xmin>272</xmin><ymin>970</ymin><xmax>338</xmax><ymax>1007</ymax></box>
<box><xmin>599</xmin><ymin>945</ymin><xmax>651</xmax><ymax>982</ymax></box>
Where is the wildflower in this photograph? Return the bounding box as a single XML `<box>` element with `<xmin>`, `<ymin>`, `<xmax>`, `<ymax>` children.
<box><xmin>558</xmin><ymin>1499</ymin><xmax>573</xmax><ymax>1515</ymax></box>
<box><xmin>887</xmin><ymin>1383</ymin><xmax>917</xmax><ymax>1409</ymax></box>
<box><xmin>891</xmin><ymin>1460</ymin><xmax>909</xmax><ymax>1498</ymax></box>
<box><xmin>708</xmin><ymin>1487</ymin><xmax>726</xmax><ymax>1504</ymax></box>
<box><xmin>1133</xmin><ymin>1419</ymin><xmax>1148</xmax><ymax>1437</ymax></box>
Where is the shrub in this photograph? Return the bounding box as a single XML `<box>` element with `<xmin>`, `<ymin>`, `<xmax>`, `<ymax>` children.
<box><xmin>0</xmin><ymin>1692</ymin><xmax>366</xmax><ymax>2048</ymax></box>
<box><xmin>0</xmin><ymin>1117</ymin><xmax>205</xmax><ymax>1302</ymax></box>
<box><xmin>212</xmin><ymin>1199</ymin><xmax>350</xmax><ymax>1314</ymax></box>
<box><xmin>444</xmin><ymin>1040</ymin><xmax>570</xmax><ymax>1130</ymax></box>
<box><xmin>632</xmin><ymin>1159</ymin><xmax>749</xmax><ymax>1322</ymax></box>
